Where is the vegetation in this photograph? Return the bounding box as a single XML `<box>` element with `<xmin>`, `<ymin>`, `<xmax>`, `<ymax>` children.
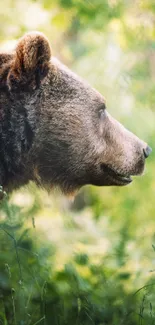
<box><xmin>0</xmin><ymin>0</ymin><xmax>155</xmax><ymax>324</ymax></box>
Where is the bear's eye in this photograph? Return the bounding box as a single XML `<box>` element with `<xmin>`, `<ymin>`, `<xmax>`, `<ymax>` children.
<box><xmin>98</xmin><ymin>104</ymin><xmax>106</xmax><ymax>120</ymax></box>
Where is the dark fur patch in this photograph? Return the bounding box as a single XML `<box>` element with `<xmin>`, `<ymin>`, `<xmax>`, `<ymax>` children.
<box><xmin>0</xmin><ymin>54</ymin><xmax>13</xmax><ymax>89</ymax></box>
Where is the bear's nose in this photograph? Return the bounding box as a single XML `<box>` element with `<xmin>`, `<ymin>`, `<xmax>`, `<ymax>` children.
<box><xmin>143</xmin><ymin>145</ymin><xmax>152</xmax><ymax>159</ymax></box>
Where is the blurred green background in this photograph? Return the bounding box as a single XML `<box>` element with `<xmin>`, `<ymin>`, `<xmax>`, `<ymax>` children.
<box><xmin>0</xmin><ymin>0</ymin><xmax>155</xmax><ymax>324</ymax></box>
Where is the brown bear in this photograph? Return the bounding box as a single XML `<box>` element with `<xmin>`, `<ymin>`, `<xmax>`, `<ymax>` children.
<box><xmin>0</xmin><ymin>32</ymin><xmax>152</xmax><ymax>194</ymax></box>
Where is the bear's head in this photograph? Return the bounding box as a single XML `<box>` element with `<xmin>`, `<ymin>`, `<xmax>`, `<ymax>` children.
<box><xmin>0</xmin><ymin>32</ymin><xmax>152</xmax><ymax>193</ymax></box>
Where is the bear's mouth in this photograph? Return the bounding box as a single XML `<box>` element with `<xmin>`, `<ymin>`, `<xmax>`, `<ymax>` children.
<box><xmin>101</xmin><ymin>164</ymin><xmax>132</xmax><ymax>186</ymax></box>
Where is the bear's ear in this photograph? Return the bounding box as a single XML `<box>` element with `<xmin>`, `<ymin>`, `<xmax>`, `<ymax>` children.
<box><xmin>8</xmin><ymin>32</ymin><xmax>51</xmax><ymax>90</ymax></box>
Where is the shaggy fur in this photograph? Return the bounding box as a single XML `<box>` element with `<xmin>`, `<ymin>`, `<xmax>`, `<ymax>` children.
<box><xmin>0</xmin><ymin>32</ymin><xmax>151</xmax><ymax>193</ymax></box>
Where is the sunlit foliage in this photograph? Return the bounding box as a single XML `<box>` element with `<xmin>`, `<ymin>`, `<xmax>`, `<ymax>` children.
<box><xmin>0</xmin><ymin>1</ymin><xmax>155</xmax><ymax>324</ymax></box>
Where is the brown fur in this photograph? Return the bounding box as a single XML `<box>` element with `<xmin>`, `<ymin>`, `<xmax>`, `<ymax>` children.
<box><xmin>0</xmin><ymin>32</ymin><xmax>151</xmax><ymax>193</ymax></box>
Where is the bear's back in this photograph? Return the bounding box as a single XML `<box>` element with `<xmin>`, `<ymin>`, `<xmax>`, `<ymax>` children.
<box><xmin>0</xmin><ymin>53</ymin><xmax>13</xmax><ymax>89</ymax></box>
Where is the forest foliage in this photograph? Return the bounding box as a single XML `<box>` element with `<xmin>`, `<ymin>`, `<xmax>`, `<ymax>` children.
<box><xmin>0</xmin><ymin>0</ymin><xmax>155</xmax><ymax>324</ymax></box>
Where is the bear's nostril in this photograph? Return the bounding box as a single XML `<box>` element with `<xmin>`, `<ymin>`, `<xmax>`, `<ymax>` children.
<box><xmin>143</xmin><ymin>146</ymin><xmax>152</xmax><ymax>159</ymax></box>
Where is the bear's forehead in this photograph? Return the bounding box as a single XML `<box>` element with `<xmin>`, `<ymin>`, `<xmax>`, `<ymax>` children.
<box><xmin>50</xmin><ymin>57</ymin><xmax>106</xmax><ymax>104</ymax></box>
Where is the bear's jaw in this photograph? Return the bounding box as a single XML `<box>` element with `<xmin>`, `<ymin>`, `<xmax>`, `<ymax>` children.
<box><xmin>101</xmin><ymin>164</ymin><xmax>133</xmax><ymax>186</ymax></box>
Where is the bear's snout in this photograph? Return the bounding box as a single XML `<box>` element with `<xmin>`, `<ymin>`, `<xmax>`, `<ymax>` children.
<box><xmin>95</xmin><ymin>112</ymin><xmax>152</xmax><ymax>187</ymax></box>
